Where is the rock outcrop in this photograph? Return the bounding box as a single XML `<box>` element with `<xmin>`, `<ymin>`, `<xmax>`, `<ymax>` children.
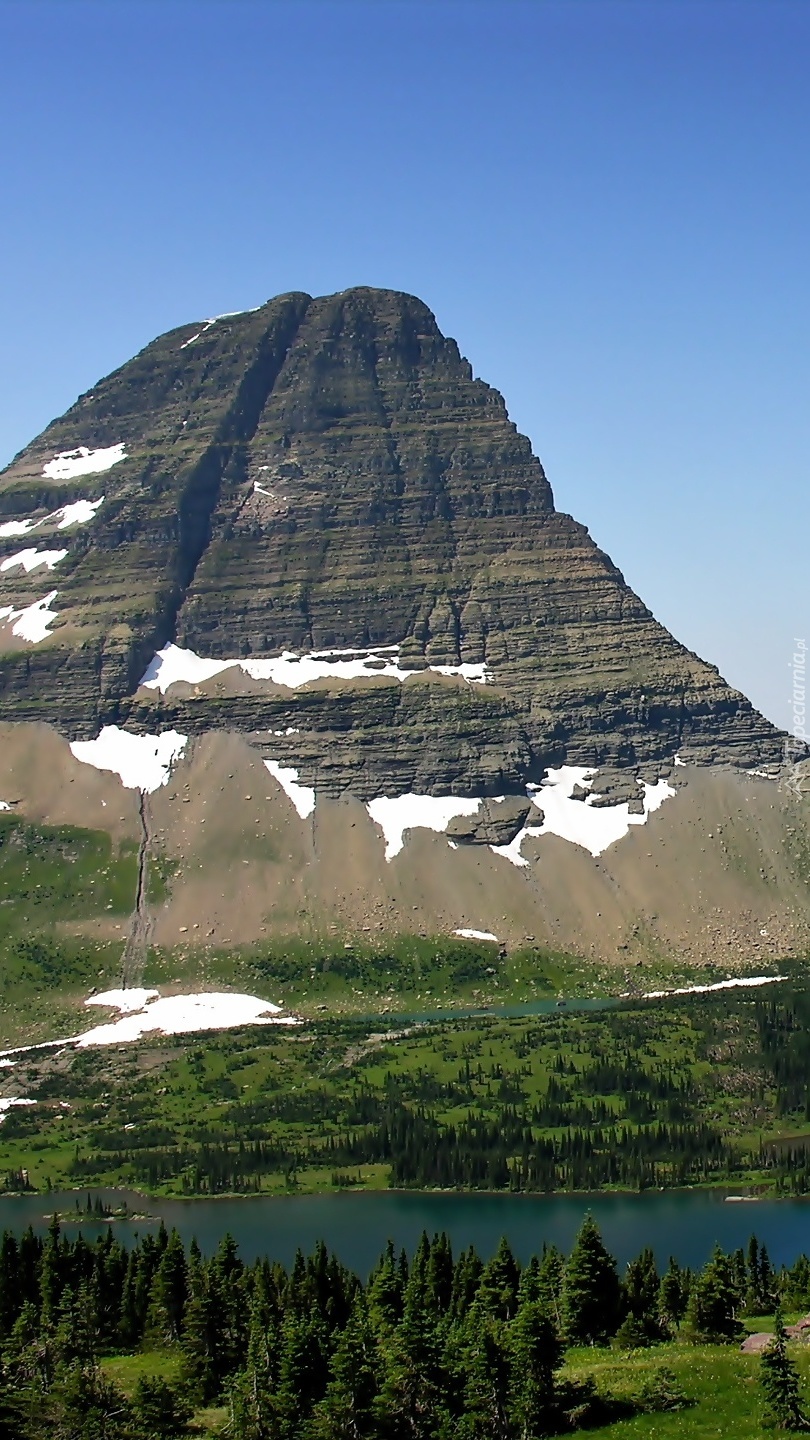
<box><xmin>0</xmin><ymin>287</ymin><xmax>785</xmax><ymax>796</ymax></box>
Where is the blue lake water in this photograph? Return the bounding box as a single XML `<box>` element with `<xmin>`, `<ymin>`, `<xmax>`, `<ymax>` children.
<box><xmin>1</xmin><ymin>1188</ymin><xmax>809</xmax><ymax>1276</ymax></box>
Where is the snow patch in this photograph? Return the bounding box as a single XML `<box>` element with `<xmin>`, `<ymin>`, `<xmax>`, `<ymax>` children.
<box><xmin>490</xmin><ymin>827</ymin><xmax>544</xmax><ymax>869</ymax></box>
<box><xmin>367</xmin><ymin>794</ymin><xmax>481</xmax><ymax>861</ymax></box>
<box><xmin>139</xmin><ymin>643</ymin><xmax>237</xmax><ymax>691</ymax></box>
<box><xmin>0</xmin><ymin>497</ymin><xmax>103</xmax><ymax>539</ymax></box>
<box><xmin>69</xmin><ymin>726</ymin><xmax>187</xmax><ymax>792</ymax></box>
<box><xmin>85</xmin><ymin>989</ymin><xmax>159</xmax><ymax>1014</ymax></box>
<box><xmin>454</xmin><ymin>928</ymin><xmax>499</xmax><ymax>942</ymax></box>
<box><xmin>139</xmin><ymin>642</ymin><xmax>490</xmax><ymax>694</ymax></box>
<box><xmin>42</xmin><ymin>445</ymin><xmax>125</xmax><ymax>480</ymax></box>
<box><xmin>643</xmin><ymin>975</ymin><xmax>787</xmax><ymax>1000</ymax></box>
<box><xmin>519</xmin><ymin>767</ymin><xmax>676</xmax><ymax>859</ymax></box>
<box><xmin>55</xmin><ymin>497</ymin><xmax>104</xmax><ymax>529</ymax></box>
<box><xmin>0</xmin><ymin>517</ymin><xmax>38</xmax><ymax>538</ymax></box>
<box><xmin>179</xmin><ymin>312</ymin><xmax>248</xmax><ymax>350</ymax></box>
<box><xmin>76</xmin><ymin>991</ymin><xmax>296</xmax><ymax>1047</ymax></box>
<box><xmin>0</xmin><ymin>547</ymin><xmax>67</xmax><ymax>574</ymax></box>
<box><xmin>263</xmin><ymin>760</ymin><xmax>315</xmax><ymax>819</ymax></box>
<box><xmin>0</xmin><ymin>590</ymin><xmax>59</xmax><ymax>642</ymax></box>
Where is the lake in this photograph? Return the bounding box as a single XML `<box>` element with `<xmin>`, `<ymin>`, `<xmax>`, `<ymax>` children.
<box><xmin>2</xmin><ymin>1188</ymin><xmax>810</xmax><ymax>1275</ymax></box>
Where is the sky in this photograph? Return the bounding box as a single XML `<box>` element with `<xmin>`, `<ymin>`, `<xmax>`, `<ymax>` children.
<box><xmin>1</xmin><ymin>0</ymin><xmax>807</xmax><ymax>728</ymax></box>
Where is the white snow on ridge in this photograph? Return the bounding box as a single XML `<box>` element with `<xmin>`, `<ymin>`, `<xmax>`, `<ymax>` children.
<box><xmin>140</xmin><ymin>642</ymin><xmax>490</xmax><ymax>693</ymax></box>
<box><xmin>76</xmin><ymin>991</ymin><xmax>296</xmax><ymax>1047</ymax></box>
<box><xmin>263</xmin><ymin>760</ymin><xmax>315</xmax><ymax>819</ymax></box>
<box><xmin>454</xmin><ymin>928</ymin><xmax>499</xmax><ymax>942</ymax></box>
<box><xmin>0</xmin><ymin>591</ymin><xmax>59</xmax><ymax>643</ymax></box>
<box><xmin>69</xmin><ymin>726</ymin><xmax>187</xmax><ymax>792</ymax></box>
<box><xmin>139</xmin><ymin>644</ymin><xmax>238</xmax><ymax>691</ymax></box>
<box><xmin>0</xmin><ymin>547</ymin><xmax>67</xmax><ymax>574</ymax></box>
<box><xmin>643</xmin><ymin>975</ymin><xmax>787</xmax><ymax>999</ymax></box>
<box><xmin>43</xmin><ymin>446</ymin><xmax>125</xmax><ymax>481</ymax></box>
<box><xmin>179</xmin><ymin>311</ymin><xmax>252</xmax><ymax>350</ymax></box>
<box><xmin>367</xmin><ymin>794</ymin><xmax>481</xmax><ymax>861</ymax></box>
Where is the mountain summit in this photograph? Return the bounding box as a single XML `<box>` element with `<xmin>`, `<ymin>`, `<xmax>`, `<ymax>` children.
<box><xmin>0</xmin><ymin>288</ymin><xmax>803</xmax><ymax>970</ymax></box>
<box><xmin>0</xmin><ymin>286</ymin><xmax>782</xmax><ymax>782</ymax></box>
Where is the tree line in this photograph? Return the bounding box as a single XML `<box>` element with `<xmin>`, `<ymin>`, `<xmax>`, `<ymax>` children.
<box><xmin>0</xmin><ymin>1216</ymin><xmax>808</xmax><ymax>1437</ymax></box>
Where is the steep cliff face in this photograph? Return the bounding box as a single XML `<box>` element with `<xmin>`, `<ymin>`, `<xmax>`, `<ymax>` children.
<box><xmin>0</xmin><ymin>286</ymin><xmax>784</xmax><ymax>789</ymax></box>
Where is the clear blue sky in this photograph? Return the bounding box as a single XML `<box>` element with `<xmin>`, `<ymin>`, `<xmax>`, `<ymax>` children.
<box><xmin>1</xmin><ymin>0</ymin><xmax>807</xmax><ymax>728</ymax></box>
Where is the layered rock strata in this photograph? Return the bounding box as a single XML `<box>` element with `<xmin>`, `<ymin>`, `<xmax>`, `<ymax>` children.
<box><xmin>0</xmin><ymin>287</ymin><xmax>784</xmax><ymax>794</ymax></box>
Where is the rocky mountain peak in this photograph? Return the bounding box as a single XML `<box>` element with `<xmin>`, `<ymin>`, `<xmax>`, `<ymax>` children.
<box><xmin>0</xmin><ymin>287</ymin><xmax>784</xmax><ymax>800</ymax></box>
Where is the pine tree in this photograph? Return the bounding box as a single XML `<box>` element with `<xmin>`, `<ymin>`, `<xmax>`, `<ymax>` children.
<box><xmin>508</xmin><ymin>1294</ymin><xmax>562</xmax><ymax>1440</ymax></box>
<box><xmin>616</xmin><ymin>1247</ymin><xmax>662</xmax><ymax>1347</ymax></box>
<box><xmin>375</xmin><ymin>1285</ymin><xmax>446</xmax><ymax>1440</ymax></box>
<box><xmin>181</xmin><ymin>1255</ymin><xmax>223</xmax><ymax>1404</ymax></box>
<box><xmin>760</xmin><ymin>1307</ymin><xmax>809</xmax><ymax>1431</ymax></box>
<box><xmin>148</xmin><ymin>1230</ymin><xmax>188</xmax><ymax>1344</ymax></box>
<box><xmin>477</xmin><ymin>1238</ymin><xmax>520</xmax><ymax>1323</ymax></box>
<box><xmin>561</xmin><ymin>1216</ymin><xmax>621</xmax><ymax>1345</ymax></box>
<box><xmin>131</xmin><ymin>1374</ymin><xmax>193</xmax><ymax>1438</ymax></box>
<box><xmin>306</xmin><ymin>1294</ymin><xmax>379</xmax><ymax>1440</ymax></box>
<box><xmin>456</xmin><ymin>1307</ymin><xmax>511</xmax><ymax>1440</ymax></box>
<box><xmin>368</xmin><ymin>1243</ymin><xmax>403</xmax><ymax>1333</ymax></box>
<box><xmin>274</xmin><ymin>1310</ymin><xmax>329</xmax><ymax>1440</ymax></box>
<box><xmin>659</xmin><ymin>1257</ymin><xmax>688</xmax><ymax>1333</ymax></box>
<box><xmin>684</xmin><ymin>1247</ymin><xmax>742</xmax><ymax>1344</ymax></box>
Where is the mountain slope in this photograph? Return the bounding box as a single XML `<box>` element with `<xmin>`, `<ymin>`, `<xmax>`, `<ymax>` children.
<box><xmin>0</xmin><ymin>286</ymin><xmax>803</xmax><ymax>995</ymax></box>
<box><xmin>0</xmin><ymin>288</ymin><xmax>782</xmax><ymax>784</ymax></box>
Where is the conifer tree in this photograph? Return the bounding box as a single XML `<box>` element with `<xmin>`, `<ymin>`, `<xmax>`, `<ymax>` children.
<box><xmin>375</xmin><ymin>1282</ymin><xmax>446</xmax><ymax>1440</ymax></box>
<box><xmin>368</xmin><ymin>1242</ymin><xmax>403</xmax><ymax>1333</ymax></box>
<box><xmin>306</xmin><ymin>1294</ymin><xmax>379</xmax><ymax>1440</ymax></box>
<box><xmin>659</xmin><ymin>1257</ymin><xmax>688</xmax><ymax>1333</ymax></box>
<box><xmin>684</xmin><ymin>1247</ymin><xmax>742</xmax><ymax>1344</ymax></box>
<box><xmin>561</xmin><ymin>1216</ymin><xmax>621</xmax><ymax>1345</ymax></box>
<box><xmin>508</xmin><ymin>1294</ymin><xmax>562</xmax><ymax>1440</ymax></box>
<box><xmin>478</xmin><ymin>1238</ymin><xmax>520</xmax><ymax>1322</ymax></box>
<box><xmin>274</xmin><ymin>1310</ymin><xmax>329</xmax><ymax>1440</ymax></box>
<box><xmin>760</xmin><ymin>1306</ymin><xmax>810</xmax><ymax>1431</ymax></box>
<box><xmin>149</xmin><ymin>1230</ymin><xmax>188</xmax><ymax>1344</ymax></box>
<box><xmin>456</xmin><ymin>1307</ymin><xmax>511</xmax><ymax>1440</ymax></box>
<box><xmin>616</xmin><ymin>1247</ymin><xmax>662</xmax><ymax>1346</ymax></box>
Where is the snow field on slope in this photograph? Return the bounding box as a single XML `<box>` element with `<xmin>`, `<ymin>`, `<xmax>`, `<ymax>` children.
<box><xmin>0</xmin><ymin>591</ymin><xmax>59</xmax><ymax>643</ymax></box>
<box><xmin>42</xmin><ymin>445</ymin><xmax>126</xmax><ymax>480</ymax></box>
<box><xmin>454</xmin><ymin>928</ymin><xmax>499</xmax><ymax>942</ymax></box>
<box><xmin>139</xmin><ymin>642</ymin><xmax>489</xmax><ymax>693</ymax></box>
<box><xmin>263</xmin><ymin>760</ymin><xmax>315</xmax><ymax>819</ymax></box>
<box><xmin>76</xmin><ymin>990</ymin><xmax>297</xmax><ymax>1047</ymax></box>
<box><xmin>642</xmin><ymin>975</ymin><xmax>788</xmax><ymax>1000</ymax></box>
<box><xmin>0</xmin><ymin>496</ymin><xmax>104</xmax><ymax>538</ymax></box>
<box><xmin>0</xmin><ymin>548</ymin><xmax>67</xmax><ymax>574</ymax></box>
<box><xmin>367</xmin><ymin>794</ymin><xmax>481</xmax><ymax>860</ymax></box>
<box><xmin>69</xmin><ymin>727</ymin><xmax>188</xmax><ymax>792</ymax></box>
<box><xmin>368</xmin><ymin>767</ymin><xmax>678</xmax><ymax>865</ymax></box>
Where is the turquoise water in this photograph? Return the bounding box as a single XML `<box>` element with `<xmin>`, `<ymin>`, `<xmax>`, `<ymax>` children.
<box><xmin>1</xmin><ymin>1188</ymin><xmax>808</xmax><ymax>1276</ymax></box>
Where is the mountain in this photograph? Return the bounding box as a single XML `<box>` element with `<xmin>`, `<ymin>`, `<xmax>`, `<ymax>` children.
<box><xmin>0</xmin><ymin>287</ymin><xmax>806</xmax><ymax>985</ymax></box>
